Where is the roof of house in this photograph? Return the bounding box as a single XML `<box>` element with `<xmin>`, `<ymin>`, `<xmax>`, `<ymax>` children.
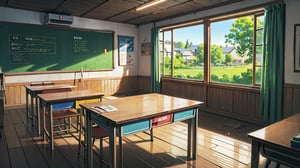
<box><xmin>222</xmin><ymin>46</ymin><xmax>235</xmax><ymax>53</ymax></box>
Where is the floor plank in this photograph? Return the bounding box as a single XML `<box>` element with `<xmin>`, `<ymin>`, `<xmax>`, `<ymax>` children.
<box><xmin>1</xmin><ymin>106</ymin><xmax>282</xmax><ymax>168</ymax></box>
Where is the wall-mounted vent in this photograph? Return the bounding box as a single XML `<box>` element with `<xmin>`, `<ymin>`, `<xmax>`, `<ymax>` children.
<box><xmin>45</xmin><ymin>13</ymin><xmax>73</xmax><ymax>26</ymax></box>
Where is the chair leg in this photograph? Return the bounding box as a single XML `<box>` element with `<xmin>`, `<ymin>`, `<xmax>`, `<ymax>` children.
<box><xmin>264</xmin><ymin>159</ymin><xmax>271</xmax><ymax>168</ymax></box>
<box><xmin>150</xmin><ymin>128</ymin><xmax>154</xmax><ymax>141</ymax></box>
<box><xmin>68</xmin><ymin>117</ymin><xmax>72</xmax><ymax>133</ymax></box>
<box><xmin>100</xmin><ymin>137</ymin><xmax>104</xmax><ymax>168</ymax></box>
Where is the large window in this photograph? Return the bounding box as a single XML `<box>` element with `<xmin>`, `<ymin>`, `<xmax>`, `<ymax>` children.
<box><xmin>160</xmin><ymin>24</ymin><xmax>204</xmax><ymax>80</ymax></box>
<box><xmin>160</xmin><ymin>11</ymin><xmax>264</xmax><ymax>87</ymax></box>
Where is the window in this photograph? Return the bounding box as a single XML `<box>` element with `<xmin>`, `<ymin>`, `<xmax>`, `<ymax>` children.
<box><xmin>160</xmin><ymin>24</ymin><xmax>204</xmax><ymax>80</ymax></box>
<box><xmin>210</xmin><ymin>13</ymin><xmax>264</xmax><ymax>85</ymax></box>
<box><xmin>254</xmin><ymin>14</ymin><xmax>264</xmax><ymax>85</ymax></box>
<box><xmin>160</xmin><ymin>11</ymin><xmax>264</xmax><ymax>86</ymax></box>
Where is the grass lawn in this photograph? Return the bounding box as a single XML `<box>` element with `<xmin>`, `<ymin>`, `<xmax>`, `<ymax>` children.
<box><xmin>174</xmin><ymin>65</ymin><xmax>252</xmax><ymax>78</ymax></box>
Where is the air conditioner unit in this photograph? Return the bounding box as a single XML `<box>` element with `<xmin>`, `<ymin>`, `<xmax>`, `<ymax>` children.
<box><xmin>45</xmin><ymin>13</ymin><xmax>73</xmax><ymax>26</ymax></box>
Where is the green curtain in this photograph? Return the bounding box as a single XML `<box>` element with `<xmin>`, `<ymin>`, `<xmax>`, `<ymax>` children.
<box><xmin>260</xmin><ymin>3</ymin><xmax>285</xmax><ymax>123</ymax></box>
<box><xmin>151</xmin><ymin>28</ymin><xmax>161</xmax><ymax>93</ymax></box>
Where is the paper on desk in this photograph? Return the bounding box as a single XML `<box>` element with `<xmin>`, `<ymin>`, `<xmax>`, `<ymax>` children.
<box><xmin>91</xmin><ymin>105</ymin><xmax>118</xmax><ymax>114</ymax></box>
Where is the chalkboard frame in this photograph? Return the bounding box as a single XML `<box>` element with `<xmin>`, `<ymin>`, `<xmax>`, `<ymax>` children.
<box><xmin>0</xmin><ymin>21</ymin><xmax>115</xmax><ymax>75</ymax></box>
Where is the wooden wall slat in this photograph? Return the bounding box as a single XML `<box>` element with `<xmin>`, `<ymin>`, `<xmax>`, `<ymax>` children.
<box><xmin>4</xmin><ymin>76</ymin><xmax>139</xmax><ymax>106</ymax></box>
<box><xmin>4</xmin><ymin>75</ymin><xmax>300</xmax><ymax>126</ymax></box>
<box><xmin>160</xmin><ymin>78</ymin><xmax>300</xmax><ymax>125</ymax></box>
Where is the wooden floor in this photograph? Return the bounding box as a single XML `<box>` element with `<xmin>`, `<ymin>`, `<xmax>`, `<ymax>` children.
<box><xmin>0</xmin><ymin>106</ymin><xmax>283</xmax><ymax>168</ymax></box>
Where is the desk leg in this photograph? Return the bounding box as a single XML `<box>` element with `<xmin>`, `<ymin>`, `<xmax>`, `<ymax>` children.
<box><xmin>30</xmin><ymin>93</ymin><xmax>34</xmax><ymax>122</ymax></box>
<box><xmin>187</xmin><ymin>108</ymin><xmax>198</xmax><ymax>160</ymax></box>
<box><xmin>49</xmin><ymin>105</ymin><xmax>54</xmax><ymax>151</ymax></box>
<box><xmin>187</xmin><ymin>118</ymin><xmax>192</xmax><ymax>159</ymax></box>
<box><xmin>250</xmin><ymin>140</ymin><xmax>260</xmax><ymax>168</ymax></box>
<box><xmin>109</xmin><ymin>125</ymin><xmax>117</xmax><ymax>168</ymax></box>
<box><xmin>118</xmin><ymin>128</ymin><xmax>123</xmax><ymax>168</ymax></box>
<box><xmin>192</xmin><ymin>108</ymin><xmax>198</xmax><ymax>159</ymax></box>
<box><xmin>36</xmin><ymin>97</ymin><xmax>41</xmax><ymax>135</ymax></box>
<box><xmin>86</xmin><ymin>110</ymin><xmax>93</xmax><ymax>168</ymax></box>
<box><xmin>26</xmin><ymin>89</ymin><xmax>29</xmax><ymax>118</ymax></box>
<box><xmin>42</xmin><ymin>102</ymin><xmax>46</xmax><ymax>141</ymax></box>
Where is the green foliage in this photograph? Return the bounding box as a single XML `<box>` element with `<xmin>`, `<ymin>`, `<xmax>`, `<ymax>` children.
<box><xmin>185</xmin><ymin>39</ymin><xmax>192</xmax><ymax>48</ymax></box>
<box><xmin>174</xmin><ymin>41</ymin><xmax>185</xmax><ymax>48</ymax></box>
<box><xmin>174</xmin><ymin>53</ymin><xmax>186</xmax><ymax>68</ymax></box>
<box><xmin>174</xmin><ymin>71</ymin><xmax>203</xmax><ymax>80</ymax></box>
<box><xmin>194</xmin><ymin>43</ymin><xmax>204</xmax><ymax>65</ymax></box>
<box><xmin>225</xmin><ymin>16</ymin><xmax>263</xmax><ymax>63</ymax></box>
<box><xmin>211</xmin><ymin>45</ymin><xmax>224</xmax><ymax>64</ymax></box>
<box><xmin>225</xmin><ymin>54</ymin><xmax>233</xmax><ymax>65</ymax></box>
<box><xmin>231</xmin><ymin>68</ymin><xmax>253</xmax><ymax>84</ymax></box>
<box><xmin>210</xmin><ymin>67</ymin><xmax>253</xmax><ymax>85</ymax></box>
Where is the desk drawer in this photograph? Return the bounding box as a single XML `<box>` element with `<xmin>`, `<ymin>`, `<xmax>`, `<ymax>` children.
<box><xmin>52</xmin><ymin>101</ymin><xmax>74</xmax><ymax>111</ymax></box>
<box><xmin>152</xmin><ymin>114</ymin><xmax>172</xmax><ymax>127</ymax></box>
<box><xmin>90</xmin><ymin>112</ymin><xmax>110</xmax><ymax>129</ymax></box>
<box><xmin>173</xmin><ymin>109</ymin><xmax>194</xmax><ymax>122</ymax></box>
<box><xmin>75</xmin><ymin>98</ymin><xmax>100</xmax><ymax>109</ymax></box>
<box><xmin>121</xmin><ymin>119</ymin><xmax>150</xmax><ymax>136</ymax></box>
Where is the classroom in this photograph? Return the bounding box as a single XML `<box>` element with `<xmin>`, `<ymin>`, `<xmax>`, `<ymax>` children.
<box><xmin>0</xmin><ymin>0</ymin><xmax>300</xmax><ymax>167</ymax></box>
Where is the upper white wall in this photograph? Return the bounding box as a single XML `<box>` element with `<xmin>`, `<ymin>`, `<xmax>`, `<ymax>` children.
<box><xmin>285</xmin><ymin>0</ymin><xmax>300</xmax><ymax>84</ymax></box>
<box><xmin>0</xmin><ymin>7</ymin><xmax>138</xmax><ymax>83</ymax></box>
<box><xmin>138</xmin><ymin>0</ymin><xmax>275</xmax><ymax>77</ymax></box>
<box><xmin>138</xmin><ymin>0</ymin><xmax>300</xmax><ymax>85</ymax></box>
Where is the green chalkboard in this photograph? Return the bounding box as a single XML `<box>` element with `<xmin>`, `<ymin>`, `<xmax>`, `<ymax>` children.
<box><xmin>0</xmin><ymin>22</ymin><xmax>114</xmax><ymax>73</ymax></box>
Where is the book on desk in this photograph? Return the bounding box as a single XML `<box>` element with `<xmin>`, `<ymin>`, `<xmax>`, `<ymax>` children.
<box><xmin>291</xmin><ymin>134</ymin><xmax>300</xmax><ymax>148</ymax></box>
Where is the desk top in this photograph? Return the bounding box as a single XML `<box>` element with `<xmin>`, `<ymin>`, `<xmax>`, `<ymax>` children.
<box><xmin>80</xmin><ymin>93</ymin><xmax>203</xmax><ymax>124</ymax></box>
<box><xmin>37</xmin><ymin>90</ymin><xmax>104</xmax><ymax>103</ymax></box>
<box><xmin>24</xmin><ymin>84</ymin><xmax>76</xmax><ymax>92</ymax></box>
<box><xmin>248</xmin><ymin>113</ymin><xmax>300</xmax><ymax>152</ymax></box>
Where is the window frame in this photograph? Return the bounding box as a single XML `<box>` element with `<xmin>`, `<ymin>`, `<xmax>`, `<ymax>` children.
<box><xmin>159</xmin><ymin>9</ymin><xmax>264</xmax><ymax>87</ymax></box>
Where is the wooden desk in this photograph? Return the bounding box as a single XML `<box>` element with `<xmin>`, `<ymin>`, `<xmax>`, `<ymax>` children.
<box><xmin>24</xmin><ymin>84</ymin><xmax>76</xmax><ymax>133</ymax></box>
<box><xmin>80</xmin><ymin>93</ymin><xmax>203</xmax><ymax>168</ymax></box>
<box><xmin>248</xmin><ymin>113</ymin><xmax>300</xmax><ymax>168</ymax></box>
<box><xmin>38</xmin><ymin>90</ymin><xmax>104</xmax><ymax>150</ymax></box>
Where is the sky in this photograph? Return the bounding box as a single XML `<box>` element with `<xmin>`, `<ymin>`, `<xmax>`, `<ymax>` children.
<box><xmin>164</xmin><ymin>19</ymin><xmax>235</xmax><ymax>47</ymax></box>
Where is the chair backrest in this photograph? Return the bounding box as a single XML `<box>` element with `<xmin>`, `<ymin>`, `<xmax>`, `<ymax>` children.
<box><xmin>30</xmin><ymin>82</ymin><xmax>43</xmax><ymax>86</ymax></box>
<box><xmin>42</xmin><ymin>87</ymin><xmax>72</xmax><ymax>94</ymax></box>
<box><xmin>43</xmin><ymin>81</ymin><xmax>54</xmax><ymax>86</ymax></box>
<box><xmin>30</xmin><ymin>81</ymin><xmax>55</xmax><ymax>86</ymax></box>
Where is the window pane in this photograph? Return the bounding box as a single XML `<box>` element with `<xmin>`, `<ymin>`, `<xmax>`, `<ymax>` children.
<box><xmin>257</xmin><ymin>15</ymin><xmax>264</xmax><ymax>29</ymax></box>
<box><xmin>210</xmin><ymin>16</ymin><xmax>254</xmax><ymax>85</ymax></box>
<box><xmin>163</xmin><ymin>31</ymin><xmax>172</xmax><ymax>76</ymax></box>
<box><xmin>256</xmin><ymin>29</ymin><xmax>263</xmax><ymax>45</ymax></box>
<box><xmin>255</xmin><ymin>67</ymin><xmax>262</xmax><ymax>84</ymax></box>
<box><xmin>172</xmin><ymin>25</ymin><xmax>204</xmax><ymax>80</ymax></box>
<box><xmin>256</xmin><ymin>45</ymin><xmax>263</xmax><ymax>66</ymax></box>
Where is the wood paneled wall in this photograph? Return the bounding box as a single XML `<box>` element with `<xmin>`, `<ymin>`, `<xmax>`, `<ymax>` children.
<box><xmin>283</xmin><ymin>83</ymin><xmax>300</xmax><ymax>118</ymax></box>
<box><xmin>161</xmin><ymin>77</ymin><xmax>264</xmax><ymax>125</ymax></box>
<box><xmin>4</xmin><ymin>76</ymin><xmax>139</xmax><ymax>106</ymax></box>
<box><xmin>138</xmin><ymin>76</ymin><xmax>151</xmax><ymax>94</ymax></box>
<box><xmin>161</xmin><ymin>77</ymin><xmax>300</xmax><ymax>125</ymax></box>
<box><xmin>3</xmin><ymin>75</ymin><xmax>300</xmax><ymax>125</ymax></box>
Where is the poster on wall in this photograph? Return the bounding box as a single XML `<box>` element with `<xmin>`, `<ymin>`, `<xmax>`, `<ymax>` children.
<box><xmin>118</xmin><ymin>36</ymin><xmax>134</xmax><ymax>66</ymax></box>
<box><xmin>141</xmin><ymin>42</ymin><xmax>151</xmax><ymax>56</ymax></box>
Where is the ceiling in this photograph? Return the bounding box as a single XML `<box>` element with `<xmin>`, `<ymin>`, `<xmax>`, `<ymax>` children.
<box><xmin>0</xmin><ymin>0</ymin><xmax>244</xmax><ymax>25</ymax></box>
